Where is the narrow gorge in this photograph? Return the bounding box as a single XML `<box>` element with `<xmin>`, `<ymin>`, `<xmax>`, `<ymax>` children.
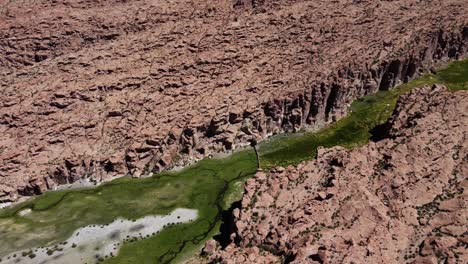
<box><xmin>0</xmin><ymin>1</ymin><xmax>467</xmax><ymax>264</ymax></box>
<box><xmin>1</xmin><ymin>0</ymin><xmax>467</xmax><ymax>202</ymax></box>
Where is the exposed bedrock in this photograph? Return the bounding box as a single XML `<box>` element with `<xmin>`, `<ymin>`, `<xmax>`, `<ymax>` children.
<box><xmin>0</xmin><ymin>0</ymin><xmax>467</xmax><ymax>201</ymax></box>
<box><xmin>119</xmin><ymin>28</ymin><xmax>468</xmax><ymax>178</ymax></box>
<box><xmin>208</xmin><ymin>85</ymin><xmax>468</xmax><ymax>263</ymax></box>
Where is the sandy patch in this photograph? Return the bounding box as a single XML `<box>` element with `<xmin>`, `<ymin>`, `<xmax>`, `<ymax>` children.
<box><xmin>1</xmin><ymin>208</ymin><xmax>198</xmax><ymax>264</ymax></box>
<box><xmin>18</xmin><ymin>209</ymin><xmax>31</xmax><ymax>217</ymax></box>
<box><xmin>0</xmin><ymin>202</ymin><xmax>11</xmax><ymax>209</ymax></box>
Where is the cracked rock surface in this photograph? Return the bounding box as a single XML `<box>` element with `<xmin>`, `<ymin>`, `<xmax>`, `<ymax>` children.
<box><xmin>209</xmin><ymin>85</ymin><xmax>468</xmax><ymax>264</ymax></box>
<box><xmin>1</xmin><ymin>0</ymin><xmax>467</xmax><ymax>201</ymax></box>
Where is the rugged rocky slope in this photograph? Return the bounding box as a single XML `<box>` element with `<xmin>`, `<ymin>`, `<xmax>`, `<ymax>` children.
<box><xmin>1</xmin><ymin>0</ymin><xmax>467</xmax><ymax>201</ymax></box>
<box><xmin>207</xmin><ymin>85</ymin><xmax>468</xmax><ymax>263</ymax></box>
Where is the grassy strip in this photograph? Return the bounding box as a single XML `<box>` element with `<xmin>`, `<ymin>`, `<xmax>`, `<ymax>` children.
<box><xmin>258</xmin><ymin>59</ymin><xmax>468</xmax><ymax>168</ymax></box>
<box><xmin>103</xmin><ymin>151</ymin><xmax>257</xmax><ymax>264</ymax></box>
<box><xmin>437</xmin><ymin>59</ymin><xmax>468</xmax><ymax>90</ymax></box>
<box><xmin>0</xmin><ymin>150</ymin><xmax>257</xmax><ymax>262</ymax></box>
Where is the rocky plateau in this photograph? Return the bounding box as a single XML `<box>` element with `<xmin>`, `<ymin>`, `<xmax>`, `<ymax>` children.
<box><xmin>207</xmin><ymin>84</ymin><xmax>468</xmax><ymax>263</ymax></box>
<box><xmin>0</xmin><ymin>0</ymin><xmax>467</xmax><ymax>202</ymax></box>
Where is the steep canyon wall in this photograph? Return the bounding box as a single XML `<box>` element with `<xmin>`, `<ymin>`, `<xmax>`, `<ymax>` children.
<box><xmin>0</xmin><ymin>0</ymin><xmax>467</xmax><ymax>201</ymax></box>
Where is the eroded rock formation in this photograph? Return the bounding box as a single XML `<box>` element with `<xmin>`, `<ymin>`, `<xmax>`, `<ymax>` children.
<box><xmin>1</xmin><ymin>0</ymin><xmax>467</xmax><ymax>201</ymax></box>
<box><xmin>209</xmin><ymin>85</ymin><xmax>468</xmax><ymax>263</ymax></box>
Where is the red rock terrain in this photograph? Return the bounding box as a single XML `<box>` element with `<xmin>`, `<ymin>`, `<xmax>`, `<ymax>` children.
<box><xmin>207</xmin><ymin>85</ymin><xmax>468</xmax><ymax>263</ymax></box>
<box><xmin>1</xmin><ymin>0</ymin><xmax>467</xmax><ymax>201</ymax></box>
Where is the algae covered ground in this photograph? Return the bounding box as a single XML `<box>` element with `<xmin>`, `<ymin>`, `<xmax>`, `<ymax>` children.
<box><xmin>259</xmin><ymin>59</ymin><xmax>468</xmax><ymax>168</ymax></box>
<box><xmin>0</xmin><ymin>59</ymin><xmax>467</xmax><ymax>264</ymax></box>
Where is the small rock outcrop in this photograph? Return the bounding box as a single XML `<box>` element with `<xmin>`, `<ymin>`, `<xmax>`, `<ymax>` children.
<box><xmin>210</xmin><ymin>85</ymin><xmax>468</xmax><ymax>263</ymax></box>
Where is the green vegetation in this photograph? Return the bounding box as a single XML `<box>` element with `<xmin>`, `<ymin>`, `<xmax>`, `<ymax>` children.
<box><xmin>103</xmin><ymin>151</ymin><xmax>256</xmax><ymax>264</ymax></box>
<box><xmin>0</xmin><ymin>59</ymin><xmax>466</xmax><ymax>263</ymax></box>
<box><xmin>0</xmin><ymin>150</ymin><xmax>257</xmax><ymax>263</ymax></box>
<box><xmin>437</xmin><ymin>59</ymin><xmax>468</xmax><ymax>91</ymax></box>
<box><xmin>258</xmin><ymin>59</ymin><xmax>468</xmax><ymax>168</ymax></box>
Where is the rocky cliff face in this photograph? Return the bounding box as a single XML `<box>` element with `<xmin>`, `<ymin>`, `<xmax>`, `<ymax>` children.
<box><xmin>208</xmin><ymin>85</ymin><xmax>468</xmax><ymax>263</ymax></box>
<box><xmin>1</xmin><ymin>0</ymin><xmax>467</xmax><ymax>201</ymax></box>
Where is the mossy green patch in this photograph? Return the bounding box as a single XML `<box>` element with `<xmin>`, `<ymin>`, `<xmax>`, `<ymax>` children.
<box><xmin>437</xmin><ymin>59</ymin><xmax>468</xmax><ymax>91</ymax></box>
<box><xmin>0</xmin><ymin>150</ymin><xmax>257</xmax><ymax>262</ymax></box>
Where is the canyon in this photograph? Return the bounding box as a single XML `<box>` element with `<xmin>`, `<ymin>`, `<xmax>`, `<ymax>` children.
<box><xmin>1</xmin><ymin>0</ymin><xmax>467</xmax><ymax>202</ymax></box>
<box><xmin>208</xmin><ymin>84</ymin><xmax>468</xmax><ymax>263</ymax></box>
<box><xmin>1</xmin><ymin>59</ymin><xmax>466</xmax><ymax>263</ymax></box>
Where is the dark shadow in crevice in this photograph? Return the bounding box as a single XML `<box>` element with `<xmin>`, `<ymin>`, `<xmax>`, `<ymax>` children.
<box><xmin>213</xmin><ymin>200</ymin><xmax>242</xmax><ymax>248</ymax></box>
<box><xmin>370</xmin><ymin>121</ymin><xmax>392</xmax><ymax>142</ymax></box>
<box><xmin>283</xmin><ymin>252</ymin><xmax>297</xmax><ymax>264</ymax></box>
